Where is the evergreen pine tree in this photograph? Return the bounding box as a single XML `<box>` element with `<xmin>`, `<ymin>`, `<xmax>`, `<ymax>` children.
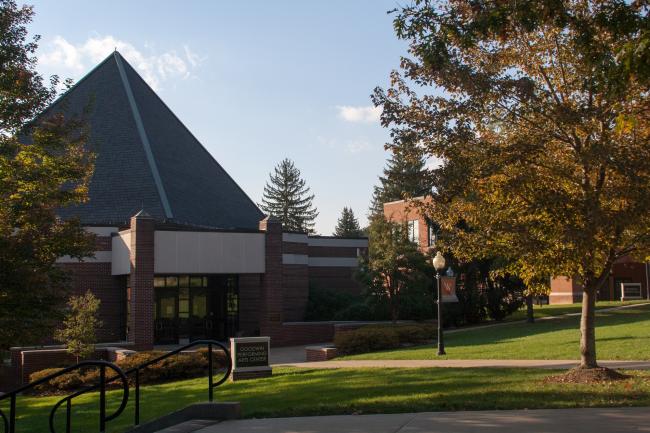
<box><xmin>333</xmin><ymin>207</ymin><xmax>363</xmax><ymax>238</ymax></box>
<box><xmin>260</xmin><ymin>158</ymin><xmax>319</xmax><ymax>233</ymax></box>
<box><xmin>368</xmin><ymin>139</ymin><xmax>431</xmax><ymax>217</ymax></box>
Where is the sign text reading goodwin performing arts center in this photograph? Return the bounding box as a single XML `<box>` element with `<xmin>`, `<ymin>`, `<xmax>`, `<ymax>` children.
<box><xmin>230</xmin><ymin>336</ymin><xmax>272</xmax><ymax>380</ymax></box>
<box><xmin>235</xmin><ymin>341</ymin><xmax>268</xmax><ymax>367</ymax></box>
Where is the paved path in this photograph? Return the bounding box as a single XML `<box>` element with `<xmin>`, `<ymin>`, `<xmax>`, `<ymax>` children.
<box><xmin>277</xmin><ymin>359</ymin><xmax>650</xmax><ymax>370</ymax></box>
<box><xmin>195</xmin><ymin>407</ymin><xmax>650</xmax><ymax>433</ymax></box>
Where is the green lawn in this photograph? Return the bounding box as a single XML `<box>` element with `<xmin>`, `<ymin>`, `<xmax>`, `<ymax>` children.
<box><xmin>505</xmin><ymin>300</ymin><xmax>648</xmax><ymax>322</ymax></box>
<box><xmin>342</xmin><ymin>304</ymin><xmax>650</xmax><ymax>361</ymax></box>
<box><xmin>3</xmin><ymin>367</ymin><xmax>650</xmax><ymax>433</ymax></box>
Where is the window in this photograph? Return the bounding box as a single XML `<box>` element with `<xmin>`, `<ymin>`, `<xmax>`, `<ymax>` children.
<box><xmin>621</xmin><ymin>283</ymin><xmax>642</xmax><ymax>300</ymax></box>
<box><xmin>178</xmin><ymin>287</ymin><xmax>189</xmax><ymax>319</ymax></box>
<box><xmin>428</xmin><ymin>222</ymin><xmax>436</xmax><ymax>247</ymax></box>
<box><xmin>408</xmin><ymin>220</ymin><xmax>419</xmax><ymax>244</ymax></box>
<box><xmin>192</xmin><ymin>294</ymin><xmax>207</xmax><ymax>318</ymax></box>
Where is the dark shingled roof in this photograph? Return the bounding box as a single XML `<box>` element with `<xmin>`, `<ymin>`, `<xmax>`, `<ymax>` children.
<box><xmin>49</xmin><ymin>51</ymin><xmax>264</xmax><ymax>229</ymax></box>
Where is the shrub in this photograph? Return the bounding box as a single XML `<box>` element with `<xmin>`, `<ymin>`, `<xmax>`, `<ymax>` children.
<box><xmin>334</xmin><ymin>323</ymin><xmax>435</xmax><ymax>355</ymax></box>
<box><xmin>390</xmin><ymin>324</ymin><xmax>433</xmax><ymax>345</ymax></box>
<box><xmin>29</xmin><ymin>368</ymin><xmax>83</xmax><ymax>395</ymax></box>
<box><xmin>334</xmin><ymin>327</ymin><xmax>400</xmax><ymax>355</ymax></box>
<box><xmin>28</xmin><ymin>347</ymin><xmax>230</xmax><ymax>395</ymax></box>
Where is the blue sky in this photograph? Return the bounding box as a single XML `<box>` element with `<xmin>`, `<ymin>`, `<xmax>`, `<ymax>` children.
<box><xmin>28</xmin><ymin>1</ymin><xmax>409</xmax><ymax>234</ymax></box>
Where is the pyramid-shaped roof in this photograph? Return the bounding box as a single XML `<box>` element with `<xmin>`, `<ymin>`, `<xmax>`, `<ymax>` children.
<box><xmin>47</xmin><ymin>51</ymin><xmax>264</xmax><ymax>229</ymax></box>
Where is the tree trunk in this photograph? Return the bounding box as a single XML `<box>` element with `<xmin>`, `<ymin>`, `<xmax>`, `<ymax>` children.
<box><xmin>580</xmin><ymin>285</ymin><xmax>598</xmax><ymax>368</ymax></box>
<box><xmin>526</xmin><ymin>295</ymin><xmax>534</xmax><ymax>323</ymax></box>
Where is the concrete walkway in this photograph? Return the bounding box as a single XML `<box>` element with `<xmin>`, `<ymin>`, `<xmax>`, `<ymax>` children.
<box><xmin>195</xmin><ymin>407</ymin><xmax>650</xmax><ymax>433</ymax></box>
<box><xmin>278</xmin><ymin>359</ymin><xmax>650</xmax><ymax>370</ymax></box>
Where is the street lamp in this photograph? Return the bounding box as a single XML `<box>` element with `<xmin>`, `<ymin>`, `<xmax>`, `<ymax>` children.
<box><xmin>432</xmin><ymin>251</ymin><xmax>446</xmax><ymax>356</ymax></box>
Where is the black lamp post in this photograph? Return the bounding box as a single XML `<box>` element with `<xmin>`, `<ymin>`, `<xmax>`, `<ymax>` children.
<box><xmin>432</xmin><ymin>251</ymin><xmax>446</xmax><ymax>356</ymax></box>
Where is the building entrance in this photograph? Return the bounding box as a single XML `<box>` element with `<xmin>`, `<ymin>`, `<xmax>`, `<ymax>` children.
<box><xmin>153</xmin><ymin>275</ymin><xmax>239</xmax><ymax>344</ymax></box>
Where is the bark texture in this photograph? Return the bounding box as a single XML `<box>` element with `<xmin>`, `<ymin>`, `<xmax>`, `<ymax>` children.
<box><xmin>580</xmin><ymin>286</ymin><xmax>598</xmax><ymax>368</ymax></box>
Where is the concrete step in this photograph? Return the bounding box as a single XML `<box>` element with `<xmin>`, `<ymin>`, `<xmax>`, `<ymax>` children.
<box><xmin>126</xmin><ymin>402</ymin><xmax>240</xmax><ymax>433</ymax></box>
<box><xmin>154</xmin><ymin>419</ymin><xmax>219</xmax><ymax>433</ymax></box>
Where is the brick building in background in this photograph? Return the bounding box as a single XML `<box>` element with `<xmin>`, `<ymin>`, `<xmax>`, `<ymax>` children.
<box><xmin>21</xmin><ymin>51</ymin><xmax>367</xmax><ymax>352</ymax></box>
<box><xmin>383</xmin><ymin>196</ymin><xmax>437</xmax><ymax>251</ymax></box>
<box><xmin>384</xmin><ymin>197</ymin><xmax>649</xmax><ymax>304</ymax></box>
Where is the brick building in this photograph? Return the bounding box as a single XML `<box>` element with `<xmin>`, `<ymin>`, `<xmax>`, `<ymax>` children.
<box><xmin>383</xmin><ymin>196</ymin><xmax>437</xmax><ymax>251</ymax></box>
<box><xmin>33</xmin><ymin>52</ymin><xmax>367</xmax><ymax>350</ymax></box>
<box><xmin>384</xmin><ymin>197</ymin><xmax>649</xmax><ymax>304</ymax></box>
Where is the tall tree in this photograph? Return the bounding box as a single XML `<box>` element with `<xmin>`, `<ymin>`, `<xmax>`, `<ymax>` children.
<box><xmin>333</xmin><ymin>207</ymin><xmax>363</xmax><ymax>238</ymax></box>
<box><xmin>374</xmin><ymin>0</ymin><xmax>650</xmax><ymax>370</ymax></box>
<box><xmin>260</xmin><ymin>158</ymin><xmax>319</xmax><ymax>233</ymax></box>
<box><xmin>359</xmin><ymin>216</ymin><xmax>429</xmax><ymax>322</ymax></box>
<box><xmin>369</xmin><ymin>137</ymin><xmax>432</xmax><ymax>216</ymax></box>
<box><xmin>0</xmin><ymin>0</ymin><xmax>95</xmax><ymax>351</ymax></box>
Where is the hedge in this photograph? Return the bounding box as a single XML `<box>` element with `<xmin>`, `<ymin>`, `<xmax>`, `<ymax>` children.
<box><xmin>334</xmin><ymin>323</ymin><xmax>435</xmax><ymax>355</ymax></box>
<box><xmin>28</xmin><ymin>348</ymin><xmax>228</xmax><ymax>395</ymax></box>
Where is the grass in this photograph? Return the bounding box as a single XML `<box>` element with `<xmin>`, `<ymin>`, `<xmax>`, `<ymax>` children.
<box><xmin>342</xmin><ymin>304</ymin><xmax>650</xmax><ymax>361</ymax></box>
<box><xmin>505</xmin><ymin>300</ymin><xmax>648</xmax><ymax>322</ymax></box>
<box><xmin>3</xmin><ymin>367</ymin><xmax>650</xmax><ymax>432</ymax></box>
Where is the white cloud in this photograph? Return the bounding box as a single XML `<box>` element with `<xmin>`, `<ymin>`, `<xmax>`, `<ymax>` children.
<box><xmin>336</xmin><ymin>105</ymin><xmax>382</xmax><ymax>123</ymax></box>
<box><xmin>316</xmin><ymin>135</ymin><xmax>372</xmax><ymax>154</ymax></box>
<box><xmin>38</xmin><ymin>35</ymin><xmax>204</xmax><ymax>91</ymax></box>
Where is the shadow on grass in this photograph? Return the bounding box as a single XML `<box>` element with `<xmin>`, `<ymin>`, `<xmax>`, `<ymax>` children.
<box><xmin>6</xmin><ymin>368</ymin><xmax>650</xmax><ymax>432</ymax></box>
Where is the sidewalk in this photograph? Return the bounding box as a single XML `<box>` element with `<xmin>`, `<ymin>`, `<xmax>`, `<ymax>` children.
<box><xmin>195</xmin><ymin>407</ymin><xmax>650</xmax><ymax>433</ymax></box>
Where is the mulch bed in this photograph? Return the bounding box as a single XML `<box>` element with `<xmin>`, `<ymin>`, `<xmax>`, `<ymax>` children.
<box><xmin>544</xmin><ymin>366</ymin><xmax>631</xmax><ymax>384</ymax></box>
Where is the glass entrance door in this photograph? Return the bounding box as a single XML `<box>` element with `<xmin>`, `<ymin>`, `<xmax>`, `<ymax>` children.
<box><xmin>189</xmin><ymin>283</ymin><xmax>210</xmax><ymax>341</ymax></box>
<box><xmin>154</xmin><ymin>287</ymin><xmax>178</xmax><ymax>344</ymax></box>
<box><xmin>153</xmin><ymin>275</ymin><xmax>239</xmax><ymax>344</ymax></box>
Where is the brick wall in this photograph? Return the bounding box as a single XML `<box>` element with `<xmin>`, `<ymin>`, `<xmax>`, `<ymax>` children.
<box><xmin>307</xmin><ymin>246</ymin><xmax>359</xmax><ymax>257</ymax></box>
<box><xmin>283</xmin><ymin>242</ymin><xmax>308</xmax><ymax>255</ymax></box>
<box><xmin>550</xmin><ymin>276</ymin><xmax>582</xmax><ymax>304</ymax></box>
<box><xmin>283</xmin><ymin>264</ymin><xmax>309</xmax><ymax>322</ymax></box>
<box><xmin>259</xmin><ymin>218</ymin><xmax>285</xmax><ymax>344</ymax></box>
<box><xmin>383</xmin><ymin>198</ymin><xmax>432</xmax><ymax>251</ymax></box>
<box><xmin>609</xmin><ymin>259</ymin><xmax>649</xmax><ymax>300</ymax></box>
<box><xmin>308</xmin><ymin>266</ymin><xmax>365</xmax><ymax>295</ymax></box>
<box><xmin>10</xmin><ymin>347</ymin><xmax>108</xmax><ymax>384</ymax></box>
<box><xmin>305</xmin><ymin>238</ymin><xmax>368</xmax><ymax>297</ymax></box>
<box><xmin>128</xmin><ymin>213</ymin><xmax>155</xmax><ymax>350</ymax></box>
<box><xmin>550</xmin><ymin>257</ymin><xmax>649</xmax><ymax>304</ymax></box>
<box><xmin>239</xmin><ymin>274</ymin><xmax>262</xmax><ymax>336</ymax></box>
<box><xmin>276</xmin><ymin>322</ymin><xmax>335</xmax><ymax>346</ymax></box>
<box><xmin>59</xmin><ymin>262</ymin><xmax>126</xmax><ymax>342</ymax></box>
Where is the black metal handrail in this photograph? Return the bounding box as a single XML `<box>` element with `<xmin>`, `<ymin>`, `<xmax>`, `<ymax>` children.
<box><xmin>124</xmin><ymin>340</ymin><xmax>231</xmax><ymax>426</ymax></box>
<box><xmin>0</xmin><ymin>360</ymin><xmax>129</xmax><ymax>433</ymax></box>
<box><xmin>48</xmin><ymin>340</ymin><xmax>231</xmax><ymax>430</ymax></box>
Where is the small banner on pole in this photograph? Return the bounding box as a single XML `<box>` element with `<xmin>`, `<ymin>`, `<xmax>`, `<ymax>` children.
<box><xmin>441</xmin><ymin>276</ymin><xmax>458</xmax><ymax>303</ymax></box>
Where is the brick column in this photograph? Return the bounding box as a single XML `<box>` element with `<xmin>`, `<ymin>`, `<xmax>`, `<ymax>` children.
<box><xmin>259</xmin><ymin>217</ymin><xmax>284</xmax><ymax>345</ymax></box>
<box><xmin>128</xmin><ymin>211</ymin><xmax>155</xmax><ymax>350</ymax></box>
